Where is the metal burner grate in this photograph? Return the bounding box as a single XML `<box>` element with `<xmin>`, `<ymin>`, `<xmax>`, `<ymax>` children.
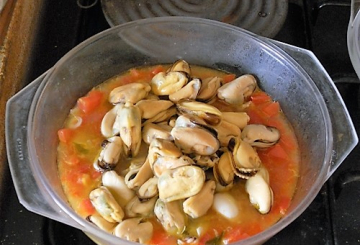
<box><xmin>100</xmin><ymin>0</ymin><xmax>288</xmax><ymax>38</ymax></box>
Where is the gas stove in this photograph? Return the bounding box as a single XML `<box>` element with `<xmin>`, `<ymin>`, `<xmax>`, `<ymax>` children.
<box><xmin>1</xmin><ymin>0</ymin><xmax>359</xmax><ymax>244</ymax></box>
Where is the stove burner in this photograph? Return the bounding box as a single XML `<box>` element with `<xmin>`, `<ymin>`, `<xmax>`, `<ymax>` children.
<box><xmin>100</xmin><ymin>0</ymin><xmax>288</xmax><ymax>38</ymax></box>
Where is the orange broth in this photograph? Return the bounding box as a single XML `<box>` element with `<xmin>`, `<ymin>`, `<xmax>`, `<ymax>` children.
<box><xmin>57</xmin><ymin>64</ymin><xmax>300</xmax><ymax>244</ymax></box>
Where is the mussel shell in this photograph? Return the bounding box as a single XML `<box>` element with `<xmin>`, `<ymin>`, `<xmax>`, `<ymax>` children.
<box><xmin>197</xmin><ymin>76</ymin><xmax>223</xmax><ymax>102</ymax></box>
<box><xmin>228</xmin><ymin>137</ymin><xmax>261</xmax><ymax>179</ymax></box>
<box><xmin>176</xmin><ymin>100</ymin><xmax>222</xmax><ymax>126</ymax></box>
<box><xmin>213</xmin><ymin>150</ymin><xmax>235</xmax><ymax>186</ymax></box>
<box><xmin>167</xmin><ymin>59</ymin><xmax>191</xmax><ymax>74</ymax></box>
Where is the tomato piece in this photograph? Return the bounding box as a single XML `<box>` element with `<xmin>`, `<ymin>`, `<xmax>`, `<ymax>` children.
<box><xmin>251</xmin><ymin>91</ymin><xmax>271</xmax><ymax>105</ymax></box>
<box><xmin>149</xmin><ymin>231</ymin><xmax>177</xmax><ymax>245</ymax></box>
<box><xmin>151</xmin><ymin>65</ymin><xmax>165</xmax><ymax>75</ymax></box>
<box><xmin>80</xmin><ymin>107</ymin><xmax>107</xmax><ymax>130</ymax></box>
<box><xmin>246</xmin><ymin>107</ymin><xmax>266</xmax><ymax>124</ymax></box>
<box><xmin>122</xmin><ymin>75</ymin><xmax>135</xmax><ymax>84</ymax></box>
<box><xmin>58</xmin><ymin>128</ymin><xmax>74</xmax><ymax>143</ymax></box>
<box><xmin>267</xmin><ymin>144</ymin><xmax>289</xmax><ymax>161</ymax></box>
<box><xmin>223</xmin><ymin>227</ymin><xmax>250</xmax><ymax>243</ymax></box>
<box><xmin>65</xmin><ymin>154</ymin><xmax>80</xmax><ymax>166</ymax></box>
<box><xmin>130</xmin><ymin>68</ymin><xmax>151</xmax><ymax>81</ymax></box>
<box><xmin>129</xmin><ymin>68</ymin><xmax>142</xmax><ymax>79</ymax></box>
<box><xmin>63</xmin><ymin>171</ymin><xmax>80</xmax><ymax>186</ymax></box>
<box><xmin>81</xmin><ymin>198</ymin><xmax>95</xmax><ymax>215</ymax></box>
<box><xmin>222</xmin><ymin>73</ymin><xmax>236</xmax><ymax>83</ymax></box>
<box><xmin>279</xmin><ymin>133</ymin><xmax>297</xmax><ymax>151</ymax></box>
<box><xmin>278</xmin><ymin>197</ymin><xmax>291</xmax><ymax>215</ymax></box>
<box><xmin>91</xmin><ymin>169</ymin><xmax>102</xmax><ymax>180</ymax></box>
<box><xmin>272</xmin><ymin>196</ymin><xmax>291</xmax><ymax>215</ymax></box>
<box><xmin>77</xmin><ymin>90</ymin><xmax>103</xmax><ymax>113</ymax></box>
<box><xmin>262</xmin><ymin>101</ymin><xmax>280</xmax><ymax>117</ymax></box>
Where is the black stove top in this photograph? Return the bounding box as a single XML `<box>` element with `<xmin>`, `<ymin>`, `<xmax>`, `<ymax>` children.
<box><xmin>1</xmin><ymin>0</ymin><xmax>360</xmax><ymax>244</ymax></box>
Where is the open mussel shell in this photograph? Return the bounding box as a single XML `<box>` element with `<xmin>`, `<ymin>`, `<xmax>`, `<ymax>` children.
<box><xmin>176</xmin><ymin>100</ymin><xmax>222</xmax><ymax>126</ymax></box>
<box><xmin>213</xmin><ymin>150</ymin><xmax>235</xmax><ymax>186</ymax></box>
<box><xmin>197</xmin><ymin>76</ymin><xmax>223</xmax><ymax>102</ymax></box>
<box><xmin>169</xmin><ymin>78</ymin><xmax>201</xmax><ymax>103</ymax></box>
<box><xmin>167</xmin><ymin>59</ymin><xmax>191</xmax><ymax>74</ymax></box>
<box><xmin>228</xmin><ymin>137</ymin><xmax>261</xmax><ymax>179</ymax></box>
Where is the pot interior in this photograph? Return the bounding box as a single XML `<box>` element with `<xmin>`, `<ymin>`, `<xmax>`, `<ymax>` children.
<box><xmin>28</xmin><ymin>17</ymin><xmax>331</xmax><ymax>244</ymax></box>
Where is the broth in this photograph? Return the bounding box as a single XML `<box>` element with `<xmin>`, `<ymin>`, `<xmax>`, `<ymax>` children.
<box><xmin>57</xmin><ymin>63</ymin><xmax>299</xmax><ymax>244</ymax></box>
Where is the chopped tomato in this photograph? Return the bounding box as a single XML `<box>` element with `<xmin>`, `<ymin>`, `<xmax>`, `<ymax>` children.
<box><xmin>57</xmin><ymin>65</ymin><xmax>300</xmax><ymax>244</ymax></box>
<box><xmin>279</xmin><ymin>133</ymin><xmax>297</xmax><ymax>151</ymax></box>
<box><xmin>149</xmin><ymin>231</ymin><xmax>177</xmax><ymax>245</ymax></box>
<box><xmin>77</xmin><ymin>90</ymin><xmax>103</xmax><ymax>113</ymax></box>
<box><xmin>80</xmin><ymin>108</ymin><xmax>108</xmax><ymax>130</ymax></box>
<box><xmin>77</xmin><ymin>162</ymin><xmax>93</xmax><ymax>174</ymax></box>
<box><xmin>246</xmin><ymin>107</ymin><xmax>265</xmax><ymax>124</ymax></box>
<box><xmin>91</xmin><ymin>170</ymin><xmax>102</xmax><ymax>179</ymax></box>
<box><xmin>246</xmin><ymin>223</ymin><xmax>262</xmax><ymax>236</ymax></box>
<box><xmin>222</xmin><ymin>73</ymin><xmax>236</xmax><ymax>83</ymax></box>
<box><xmin>278</xmin><ymin>197</ymin><xmax>291</xmax><ymax>215</ymax></box>
<box><xmin>251</xmin><ymin>91</ymin><xmax>271</xmax><ymax>105</ymax></box>
<box><xmin>223</xmin><ymin>231</ymin><xmax>250</xmax><ymax>244</ymax></box>
<box><xmin>151</xmin><ymin>65</ymin><xmax>165</xmax><ymax>75</ymax></box>
<box><xmin>65</xmin><ymin>154</ymin><xmax>80</xmax><ymax>166</ymax></box>
<box><xmin>267</xmin><ymin>144</ymin><xmax>289</xmax><ymax>161</ymax></box>
<box><xmin>81</xmin><ymin>198</ymin><xmax>95</xmax><ymax>215</ymax></box>
<box><xmin>129</xmin><ymin>68</ymin><xmax>142</xmax><ymax>79</ymax></box>
<box><xmin>262</xmin><ymin>101</ymin><xmax>280</xmax><ymax>117</ymax></box>
<box><xmin>130</xmin><ymin>68</ymin><xmax>152</xmax><ymax>81</ymax></box>
<box><xmin>58</xmin><ymin>128</ymin><xmax>74</xmax><ymax>143</ymax></box>
<box><xmin>272</xmin><ymin>197</ymin><xmax>291</xmax><ymax>215</ymax></box>
<box><xmin>62</xmin><ymin>171</ymin><xmax>79</xmax><ymax>186</ymax></box>
<box><xmin>223</xmin><ymin>224</ymin><xmax>262</xmax><ymax>244</ymax></box>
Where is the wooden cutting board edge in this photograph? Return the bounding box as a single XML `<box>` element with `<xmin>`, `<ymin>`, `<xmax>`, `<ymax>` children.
<box><xmin>0</xmin><ymin>0</ymin><xmax>44</xmax><ymax>208</ymax></box>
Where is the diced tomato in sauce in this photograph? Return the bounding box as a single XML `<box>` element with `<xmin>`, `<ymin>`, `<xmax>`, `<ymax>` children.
<box><xmin>57</xmin><ymin>64</ymin><xmax>300</xmax><ymax>245</ymax></box>
<box><xmin>58</xmin><ymin>128</ymin><xmax>74</xmax><ymax>143</ymax></box>
<box><xmin>77</xmin><ymin>90</ymin><xmax>104</xmax><ymax>113</ymax></box>
<box><xmin>222</xmin><ymin>73</ymin><xmax>236</xmax><ymax>83</ymax></box>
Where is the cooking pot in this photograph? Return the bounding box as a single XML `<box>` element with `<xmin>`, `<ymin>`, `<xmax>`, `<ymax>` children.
<box><xmin>348</xmin><ymin>0</ymin><xmax>360</xmax><ymax>79</ymax></box>
<box><xmin>6</xmin><ymin>17</ymin><xmax>358</xmax><ymax>245</ymax></box>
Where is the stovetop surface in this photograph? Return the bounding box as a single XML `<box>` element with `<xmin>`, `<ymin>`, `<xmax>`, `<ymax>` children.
<box><xmin>1</xmin><ymin>0</ymin><xmax>360</xmax><ymax>244</ymax></box>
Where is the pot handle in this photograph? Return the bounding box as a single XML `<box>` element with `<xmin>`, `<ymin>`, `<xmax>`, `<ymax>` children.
<box><xmin>269</xmin><ymin>40</ymin><xmax>358</xmax><ymax>181</ymax></box>
<box><xmin>5</xmin><ymin>71</ymin><xmax>85</xmax><ymax>230</ymax></box>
